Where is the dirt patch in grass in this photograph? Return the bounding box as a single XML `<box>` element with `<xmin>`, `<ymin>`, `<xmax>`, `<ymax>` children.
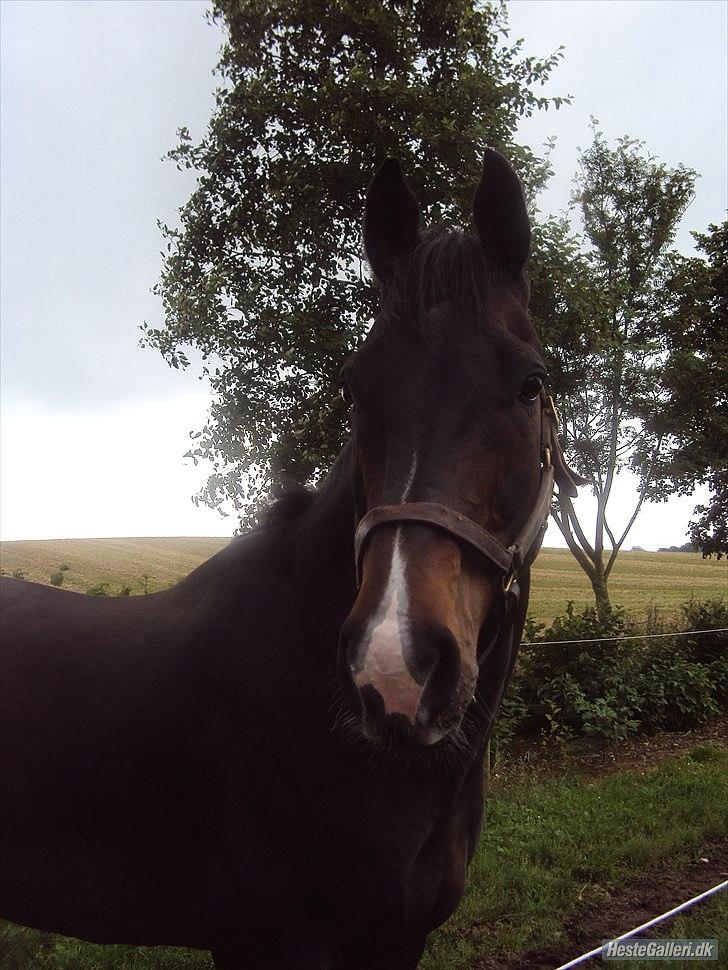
<box><xmin>495</xmin><ymin>714</ymin><xmax>728</xmax><ymax>786</ymax></box>
<box><xmin>473</xmin><ymin>837</ymin><xmax>728</xmax><ymax>970</ymax></box>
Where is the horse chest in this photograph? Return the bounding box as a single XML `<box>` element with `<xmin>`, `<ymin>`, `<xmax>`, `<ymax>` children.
<box><xmin>266</xmin><ymin>758</ymin><xmax>482</xmax><ymax>940</ymax></box>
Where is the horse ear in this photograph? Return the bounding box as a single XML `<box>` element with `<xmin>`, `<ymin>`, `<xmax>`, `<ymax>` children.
<box><xmin>472</xmin><ymin>149</ymin><xmax>531</xmax><ymax>274</ymax></box>
<box><xmin>364</xmin><ymin>158</ymin><xmax>421</xmax><ymax>283</ymax></box>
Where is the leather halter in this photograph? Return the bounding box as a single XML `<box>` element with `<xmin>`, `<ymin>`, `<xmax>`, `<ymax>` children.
<box><xmin>353</xmin><ymin>393</ymin><xmax>566</xmax><ymax>591</ymax></box>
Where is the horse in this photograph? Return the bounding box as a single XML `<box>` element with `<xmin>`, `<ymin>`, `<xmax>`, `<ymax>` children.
<box><xmin>0</xmin><ymin>150</ymin><xmax>580</xmax><ymax>969</ymax></box>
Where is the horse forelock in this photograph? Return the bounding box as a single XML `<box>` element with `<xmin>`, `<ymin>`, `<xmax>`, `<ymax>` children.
<box><xmin>381</xmin><ymin>230</ymin><xmax>495</xmax><ymax>332</ymax></box>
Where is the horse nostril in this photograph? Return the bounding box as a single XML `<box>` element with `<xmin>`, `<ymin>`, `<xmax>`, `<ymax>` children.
<box><xmin>338</xmin><ymin>617</ymin><xmax>465</xmax><ymax>741</ymax></box>
<box><xmin>415</xmin><ymin>624</ymin><xmax>461</xmax><ymax>723</ymax></box>
<box><xmin>359</xmin><ymin>683</ymin><xmax>386</xmax><ymax>722</ymax></box>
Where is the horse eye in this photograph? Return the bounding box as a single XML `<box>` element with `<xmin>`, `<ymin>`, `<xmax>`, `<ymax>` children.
<box><xmin>339</xmin><ymin>382</ymin><xmax>354</xmax><ymax>408</ymax></box>
<box><xmin>520</xmin><ymin>374</ymin><xmax>544</xmax><ymax>403</ymax></box>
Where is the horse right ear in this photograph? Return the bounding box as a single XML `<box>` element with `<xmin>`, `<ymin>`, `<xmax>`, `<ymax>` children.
<box><xmin>364</xmin><ymin>159</ymin><xmax>421</xmax><ymax>283</ymax></box>
<box><xmin>473</xmin><ymin>148</ymin><xmax>531</xmax><ymax>275</ymax></box>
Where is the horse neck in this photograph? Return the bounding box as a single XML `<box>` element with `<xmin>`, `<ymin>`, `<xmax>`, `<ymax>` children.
<box><xmin>293</xmin><ymin>442</ymin><xmax>358</xmax><ymax>633</ymax></box>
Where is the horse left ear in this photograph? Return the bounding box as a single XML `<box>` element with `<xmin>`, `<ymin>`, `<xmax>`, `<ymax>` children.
<box><xmin>364</xmin><ymin>158</ymin><xmax>421</xmax><ymax>283</ymax></box>
<box><xmin>472</xmin><ymin>148</ymin><xmax>531</xmax><ymax>275</ymax></box>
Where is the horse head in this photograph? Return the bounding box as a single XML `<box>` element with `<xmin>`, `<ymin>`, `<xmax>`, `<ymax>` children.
<box><xmin>338</xmin><ymin>151</ymin><xmax>568</xmax><ymax>749</ymax></box>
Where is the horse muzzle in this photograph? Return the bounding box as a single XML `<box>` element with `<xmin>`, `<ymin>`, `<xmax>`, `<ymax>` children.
<box><xmin>338</xmin><ymin>616</ymin><xmax>478</xmax><ymax>747</ymax></box>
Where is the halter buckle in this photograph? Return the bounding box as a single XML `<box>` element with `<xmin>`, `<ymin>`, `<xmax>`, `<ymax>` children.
<box><xmin>502</xmin><ymin>571</ymin><xmax>517</xmax><ymax>594</ymax></box>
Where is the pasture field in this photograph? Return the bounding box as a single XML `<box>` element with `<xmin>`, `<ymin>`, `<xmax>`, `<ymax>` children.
<box><xmin>1</xmin><ymin>538</ymin><xmax>725</xmax><ymax>622</ymax></box>
<box><xmin>0</xmin><ymin>537</ymin><xmax>227</xmax><ymax>596</ymax></box>
<box><xmin>1</xmin><ymin>745</ymin><xmax>726</xmax><ymax>969</ymax></box>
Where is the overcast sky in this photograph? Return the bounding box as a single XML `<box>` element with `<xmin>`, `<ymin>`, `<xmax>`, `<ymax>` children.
<box><xmin>1</xmin><ymin>0</ymin><xmax>726</xmax><ymax>543</ymax></box>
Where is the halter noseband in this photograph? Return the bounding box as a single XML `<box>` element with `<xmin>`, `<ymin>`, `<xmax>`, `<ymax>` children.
<box><xmin>353</xmin><ymin>393</ymin><xmax>564</xmax><ymax>592</ymax></box>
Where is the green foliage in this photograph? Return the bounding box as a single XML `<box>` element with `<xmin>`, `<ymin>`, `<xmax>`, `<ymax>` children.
<box><xmin>691</xmin><ymin>472</ymin><xmax>728</xmax><ymax>560</ymax></box>
<box><xmin>679</xmin><ymin>595</ymin><xmax>727</xmax><ymax>662</ymax></box>
<box><xmin>144</xmin><ymin>0</ymin><xmax>566</xmax><ymax>521</ymax></box>
<box><xmin>85</xmin><ymin>582</ymin><xmax>110</xmax><ymax>597</ymax></box>
<box><xmin>491</xmin><ymin>688</ymin><xmax>529</xmax><ymax>745</ymax></box>
<box><xmin>49</xmin><ymin>564</ymin><xmax>70</xmax><ymax>587</ymax></box>
<box><xmin>650</xmin><ymin>222</ymin><xmax>728</xmax><ymax>559</ymax></box>
<box><xmin>708</xmin><ymin>655</ymin><xmax>728</xmax><ymax>707</ymax></box>
<box><xmin>577</xmin><ymin>694</ymin><xmax>640</xmax><ymax>744</ymax></box>
<box><xmin>498</xmin><ymin>597</ymin><xmax>727</xmax><ymax>746</ymax></box>
<box><xmin>520</xmin><ymin>602</ymin><xmax>636</xmax><ymax>708</ymax></box>
<box><xmin>636</xmin><ymin>650</ymin><xmax>718</xmax><ymax>730</ymax></box>
<box><xmin>536</xmin><ymin>670</ymin><xmax>641</xmax><ymax>746</ymax></box>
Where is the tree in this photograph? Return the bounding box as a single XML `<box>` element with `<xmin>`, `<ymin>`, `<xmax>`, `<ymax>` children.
<box><xmin>529</xmin><ymin>125</ymin><xmax>697</xmax><ymax>615</ymax></box>
<box><xmin>143</xmin><ymin>0</ymin><xmax>566</xmax><ymax>521</ymax></box>
<box><xmin>651</xmin><ymin>222</ymin><xmax>728</xmax><ymax>559</ymax></box>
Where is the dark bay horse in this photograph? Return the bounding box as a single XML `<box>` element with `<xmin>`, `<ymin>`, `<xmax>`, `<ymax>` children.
<box><xmin>0</xmin><ymin>151</ymin><xmax>580</xmax><ymax>969</ymax></box>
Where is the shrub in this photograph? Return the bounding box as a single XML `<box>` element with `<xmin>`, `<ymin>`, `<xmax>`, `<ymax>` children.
<box><xmin>49</xmin><ymin>563</ymin><xmax>70</xmax><ymax>587</ymax></box>
<box><xmin>578</xmin><ymin>695</ymin><xmax>640</xmax><ymax>744</ymax></box>
<box><xmin>520</xmin><ymin>601</ymin><xmax>636</xmax><ymax>696</ymax></box>
<box><xmin>535</xmin><ymin>667</ymin><xmax>641</xmax><ymax>746</ymax></box>
<box><xmin>636</xmin><ymin>651</ymin><xmax>719</xmax><ymax>729</ymax></box>
<box><xmin>679</xmin><ymin>596</ymin><xmax>727</xmax><ymax>663</ymax></box>
<box><xmin>708</xmin><ymin>655</ymin><xmax>728</xmax><ymax>707</ymax></box>
<box><xmin>492</xmin><ymin>689</ymin><xmax>529</xmax><ymax>745</ymax></box>
<box><xmin>496</xmin><ymin>597</ymin><xmax>726</xmax><ymax>748</ymax></box>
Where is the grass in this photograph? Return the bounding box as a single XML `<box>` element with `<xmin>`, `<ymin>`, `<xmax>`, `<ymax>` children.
<box><xmin>421</xmin><ymin>745</ymin><xmax>728</xmax><ymax>968</ymax></box>
<box><xmin>1</xmin><ymin>539</ymin><xmax>726</xmax><ymax>622</ymax></box>
<box><xmin>626</xmin><ymin>893</ymin><xmax>728</xmax><ymax>969</ymax></box>
<box><xmin>530</xmin><ymin>547</ymin><xmax>727</xmax><ymax>624</ymax></box>
<box><xmin>614</xmin><ymin>891</ymin><xmax>728</xmax><ymax>970</ymax></box>
<box><xmin>1</xmin><ymin>747</ymin><xmax>726</xmax><ymax>969</ymax></box>
<box><xmin>0</xmin><ymin>537</ymin><xmax>227</xmax><ymax>596</ymax></box>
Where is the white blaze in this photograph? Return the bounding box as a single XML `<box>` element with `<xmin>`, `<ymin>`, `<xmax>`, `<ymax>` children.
<box><xmin>354</xmin><ymin>455</ymin><xmax>423</xmax><ymax>722</ymax></box>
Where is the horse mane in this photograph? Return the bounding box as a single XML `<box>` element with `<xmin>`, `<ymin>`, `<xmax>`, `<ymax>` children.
<box><xmin>261</xmin><ymin>483</ymin><xmax>316</xmax><ymax>526</ymax></box>
<box><xmin>381</xmin><ymin>229</ymin><xmax>492</xmax><ymax>329</ymax></box>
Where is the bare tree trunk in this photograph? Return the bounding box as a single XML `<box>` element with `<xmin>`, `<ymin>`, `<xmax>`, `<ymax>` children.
<box><xmin>589</xmin><ymin>563</ymin><xmax>611</xmax><ymax>619</ymax></box>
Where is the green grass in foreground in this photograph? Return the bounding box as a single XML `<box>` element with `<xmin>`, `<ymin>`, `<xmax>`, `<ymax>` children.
<box><xmin>626</xmin><ymin>893</ymin><xmax>728</xmax><ymax>970</ymax></box>
<box><xmin>1</xmin><ymin>747</ymin><xmax>726</xmax><ymax>970</ymax></box>
<box><xmin>1</xmin><ymin>539</ymin><xmax>726</xmax><ymax>622</ymax></box>
<box><xmin>421</xmin><ymin>745</ymin><xmax>728</xmax><ymax>968</ymax></box>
